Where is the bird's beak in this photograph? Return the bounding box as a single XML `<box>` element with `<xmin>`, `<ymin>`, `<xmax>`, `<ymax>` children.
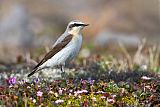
<box><xmin>83</xmin><ymin>24</ymin><xmax>89</xmax><ymax>26</ymax></box>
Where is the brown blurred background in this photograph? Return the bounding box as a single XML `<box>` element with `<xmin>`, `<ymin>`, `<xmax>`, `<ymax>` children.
<box><xmin>0</xmin><ymin>0</ymin><xmax>159</xmax><ymax>63</ymax></box>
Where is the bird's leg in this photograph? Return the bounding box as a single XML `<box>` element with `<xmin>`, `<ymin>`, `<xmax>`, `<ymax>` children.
<box><xmin>60</xmin><ymin>65</ymin><xmax>65</xmax><ymax>73</ymax></box>
<box><xmin>60</xmin><ymin>63</ymin><xmax>66</xmax><ymax>79</ymax></box>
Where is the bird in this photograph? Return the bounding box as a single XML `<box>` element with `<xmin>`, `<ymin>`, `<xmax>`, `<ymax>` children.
<box><xmin>28</xmin><ymin>20</ymin><xmax>89</xmax><ymax>77</ymax></box>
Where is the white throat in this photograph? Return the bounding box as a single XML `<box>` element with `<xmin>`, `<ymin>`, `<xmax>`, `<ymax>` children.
<box><xmin>68</xmin><ymin>28</ymin><xmax>82</xmax><ymax>35</ymax></box>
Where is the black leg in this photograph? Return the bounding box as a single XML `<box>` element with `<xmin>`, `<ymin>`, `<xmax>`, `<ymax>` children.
<box><xmin>60</xmin><ymin>64</ymin><xmax>66</xmax><ymax>79</ymax></box>
<box><xmin>60</xmin><ymin>65</ymin><xmax>65</xmax><ymax>73</ymax></box>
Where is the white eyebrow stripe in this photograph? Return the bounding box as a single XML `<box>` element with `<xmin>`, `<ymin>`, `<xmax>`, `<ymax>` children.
<box><xmin>69</xmin><ymin>21</ymin><xmax>85</xmax><ymax>25</ymax></box>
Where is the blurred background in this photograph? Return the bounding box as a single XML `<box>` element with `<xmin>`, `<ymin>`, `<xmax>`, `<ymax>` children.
<box><xmin>0</xmin><ymin>0</ymin><xmax>159</xmax><ymax>63</ymax></box>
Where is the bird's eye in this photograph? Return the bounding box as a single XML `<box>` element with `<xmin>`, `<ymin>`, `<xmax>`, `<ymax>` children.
<box><xmin>69</xmin><ymin>24</ymin><xmax>75</xmax><ymax>28</ymax></box>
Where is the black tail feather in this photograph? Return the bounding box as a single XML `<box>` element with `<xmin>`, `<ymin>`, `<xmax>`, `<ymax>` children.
<box><xmin>27</xmin><ymin>69</ymin><xmax>37</xmax><ymax>77</ymax></box>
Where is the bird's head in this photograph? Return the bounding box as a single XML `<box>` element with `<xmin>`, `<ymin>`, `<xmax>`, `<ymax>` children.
<box><xmin>66</xmin><ymin>20</ymin><xmax>89</xmax><ymax>35</ymax></box>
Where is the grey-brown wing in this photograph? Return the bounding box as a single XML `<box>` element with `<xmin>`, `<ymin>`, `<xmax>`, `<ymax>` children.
<box><xmin>33</xmin><ymin>34</ymin><xmax>73</xmax><ymax>70</ymax></box>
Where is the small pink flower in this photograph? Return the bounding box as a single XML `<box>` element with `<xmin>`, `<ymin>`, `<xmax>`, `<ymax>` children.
<box><xmin>74</xmin><ymin>90</ymin><xmax>88</xmax><ymax>94</ymax></box>
<box><xmin>107</xmin><ymin>98</ymin><xmax>115</xmax><ymax>103</ymax></box>
<box><xmin>37</xmin><ymin>91</ymin><xmax>43</xmax><ymax>97</ymax></box>
<box><xmin>111</xmin><ymin>94</ymin><xmax>116</xmax><ymax>98</ymax></box>
<box><xmin>58</xmin><ymin>88</ymin><xmax>63</xmax><ymax>95</ymax></box>
<box><xmin>101</xmin><ymin>96</ymin><xmax>106</xmax><ymax>99</ymax></box>
<box><xmin>81</xmin><ymin>90</ymin><xmax>88</xmax><ymax>93</ymax></box>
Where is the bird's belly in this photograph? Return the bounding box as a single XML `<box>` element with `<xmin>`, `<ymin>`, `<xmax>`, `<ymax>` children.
<box><xmin>66</xmin><ymin>36</ymin><xmax>82</xmax><ymax>62</ymax></box>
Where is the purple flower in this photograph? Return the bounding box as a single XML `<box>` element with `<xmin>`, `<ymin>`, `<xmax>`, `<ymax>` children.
<box><xmin>8</xmin><ymin>77</ymin><xmax>16</xmax><ymax>85</ymax></box>
<box><xmin>33</xmin><ymin>78</ymin><xmax>39</xmax><ymax>84</ymax></box>
<box><xmin>81</xmin><ymin>79</ymin><xmax>86</xmax><ymax>84</ymax></box>
<box><xmin>37</xmin><ymin>91</ymin><xmax>43</xmax><ymax>97</ymax></box>
<box><xmin>88</xmin><ymin>78</ymin><xmax>94</xmax><ymax>85</ymax></box>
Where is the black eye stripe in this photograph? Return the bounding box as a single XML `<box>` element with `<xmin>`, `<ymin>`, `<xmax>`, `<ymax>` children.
<box><xmin>69</xmin><ymin>23</ymin><xmax>84</xmax><ymax>28</ymax></box>
<box><xmin>74</xmin><ymin>24</ymin><xmax>84</xmax><ymax>26</ymax></box>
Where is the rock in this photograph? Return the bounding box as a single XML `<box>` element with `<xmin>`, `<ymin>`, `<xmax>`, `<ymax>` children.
<box><xmin>94</xmin><ymin>30</ymin><xmax>141</xmax><ymax>48</ymax></box>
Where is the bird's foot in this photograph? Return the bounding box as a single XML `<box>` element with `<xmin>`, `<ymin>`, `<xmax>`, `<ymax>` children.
<box><xmin>61</xmin><ymin>71</ymin><xmax>66</xmax><ymax>79</ymax></box>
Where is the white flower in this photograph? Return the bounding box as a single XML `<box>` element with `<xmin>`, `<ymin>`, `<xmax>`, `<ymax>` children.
<box><xmin>49</xmin><ymin>91</ymin><xmax>53</xmax><ymax>94</ymax></box>
<box><xmin>69</xmin><ymin>89</ymin><xmax>73</xmax><ymax>93</ymax></box>
<box><xmin>141</xmin><ymin>76</ymin><xmax>151</xmax><ymax>80</ymax></box>
<box><xmin>29</xmin><ymin>97</ymin><xmax>33</xmax><ymax>100</ymax></box>
<box><xmin>69</xmin><ymin>93</ymin><xmax>72</xmax><ymax>96</ymax></box>
<box><xmin>27</xmin><ymin>86</ymin><xmax>31</xmax><ymax>89</ymax></box>
<box><xmin>145</xmin><ymin>85</ymin><xmax>151</xmax><ymax>89</ymax></box>
<box><xmin>92</xmin><ymin>97</ymin><xmax>96</xmax><ymax>101</ymax></box>
<box><xmin>9</xmin><ymin>85</ymin><xmax>13</xmax><ymax>88</ymax></box>
<box><xmin>78</xmin><ymin>95</ymin><xmax>82</xmax><ymax>99</ymax></box>
<box><xmin>33</xmin><ymin>99</ymin><xmax>36</xmax><ymax>103</ymax></box>
<box><xmin>55</xmin><ymin>99</ymin><xmax>64</xmax><ymax>104</ymax></box>
<box><xmin>96</xmin><ymin>91</ymin><xmax>105</xmax><ymax>94</ymax></box>
<box><xmin>54</xmin><ymin>92</ymin><xmax>58</xmax><ymax>97</ymax></box>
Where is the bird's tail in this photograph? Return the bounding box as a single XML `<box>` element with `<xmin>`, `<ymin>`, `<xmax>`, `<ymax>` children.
<box><xmin>27</xmin><ymin>68</ymin><xmax>38</xmax><ymax>77</ymax></box>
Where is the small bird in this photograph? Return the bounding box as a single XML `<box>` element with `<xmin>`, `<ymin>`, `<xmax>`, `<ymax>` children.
<box><xmin>28</xmin><ymin>20</ymin><xmax>89</xmax><ymax>77</ymax></box>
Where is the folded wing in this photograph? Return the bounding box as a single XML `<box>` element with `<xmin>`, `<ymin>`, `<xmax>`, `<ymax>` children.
<box><xmin>28</xmin><ymin>34</ymin><xmax>73</xmax><ymax>77</ymax></box>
